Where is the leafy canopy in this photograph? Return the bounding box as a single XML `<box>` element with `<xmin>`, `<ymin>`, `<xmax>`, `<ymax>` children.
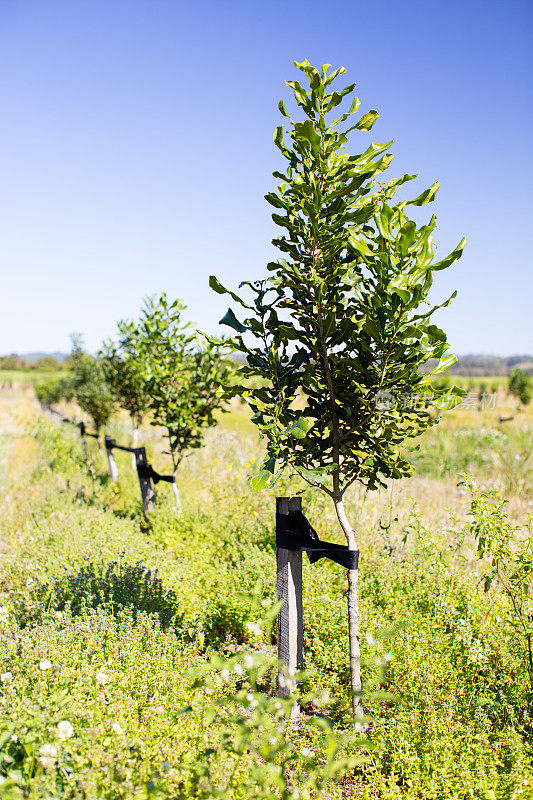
<box><xmin>134</xmin><ymin>294</ymin><xmax>232</xmax><ymax>468</ymax></box>
<box><xmin>508</xmin><ymin>368</ymin><xmax>532</xmax><ymax>407</ymax></box>
<box><xmin>34</xmin><ymin>375</ymin><xmax>67</xmax><ymax>408</ymax></box>
<box><xmin>100</xmin><ymin>320</ymin><xmax>151</xmax><ymax>428</ymax></box>
<box><xmin>69</xmin><ymin>335</ymin><xmax>114</xmax><ymax>432</ymax></box>
<box><xmin>210</xmin><ymin>60</ymin><xmax>464</xmax><ymax>498</ymax></box>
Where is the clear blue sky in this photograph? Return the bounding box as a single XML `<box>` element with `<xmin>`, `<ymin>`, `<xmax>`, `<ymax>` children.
<box><xmin>1</xmin><ymin>0</ymin><xmax>531</xmax><ymax>356</ymax></box>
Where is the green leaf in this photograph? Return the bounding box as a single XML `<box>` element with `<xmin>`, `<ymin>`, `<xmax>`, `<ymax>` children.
<box><xmin>278</xmin><ymin>98</ymin><xmax>289</xmax><ymax>118</ymax></box>
<box><xmin>296</xmin><ymin>465</ymin><xmax>336</xmax><ymax>485</ymax></box>
<box><xmin>284</xmin><ymin>416</ymin><xmax>313</xmax><ymax>439</ymax></box>
<box><xmin>209</xmin><ymin>275</ymin><xmax>228</xmax><ymax>295</ymax></box>
<box><xmin>264</xmin><ymin>192</ymin><xmax>284</xmax><ymax>209</ymax></box>
<box><xmin>294</xmin><ymin>119</ymin><xmax>321</xmax><ymax>150</ymax></box>
<box><xmin>408</xmin><ymin>181</ymin><xmax>440</xmax><ymax>206</ymax></box>
<box><xmin>220</xmin><ymin>308</ymin><xmax>247</xmax><ymax>334</ymax></box>
<box><xmin>209</xmin><ymin>276</ymin><xmax>253</xmax><ymax>309</ymax></box>
<box><xmin>431</xmin><ymin>353</ymin><xmax>457</xmax><ymax>375</ymax></box>
<box><xmin>250</xmin><ymin>462</ymin><xmax>281</xmax><ymax>492</ymax></box>
<box><xmin>431</xmin><ymin>238</ymin><xmax>466</xmax><ymax>271</ymax></box>
<box><xmin>324</xmin><ymin>65</ymin><xmax>346</xmax><ymax>86</ymax></box>
<box><xmin>355</xmin><ymin>109</ymin><xmax>379</xmax><ymax>131</ymax></box>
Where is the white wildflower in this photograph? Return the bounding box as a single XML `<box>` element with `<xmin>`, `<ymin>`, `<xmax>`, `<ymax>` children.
<box><xmin>95</xmin><ymin>671</ymin><xmax>109</xmax><ymax>685</ymax></box>
<box><xmin>1</xmin><ymin>672</ymin><xmax>12</xmax><ymax>683</ymax></box>
<box><xmin>301</xmin><ymin>747</ymin><xmax>314</xmax><ymax>757</ymax></box>
<box><xmin>245</xmin><ymin>621</ymin><xmax>262</xmax><ymax>636</ymax></box>
<box><xmin>39</xmin><ymin>660</ymin><xmax>52</xmax><ymax>671</ymax></box>
<box><xmin>111</xmin><ymin>723</ymin><xmax>123</xmax><ymax>735</ymax></box>
<box><xmin>38</xmin><ymin>743</ymin><xmax>57</xmax><ymax>769</ymax></box>
<box><xmin>56</xmin><ymin>720</ymin><xmax>74</xmax><ymax>740</ymax></box>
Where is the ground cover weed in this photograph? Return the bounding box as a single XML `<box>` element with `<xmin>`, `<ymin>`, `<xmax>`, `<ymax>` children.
<box><xmin>2</xmin><ymin>395</ymin><xmax>533</xmax><ymax>796</ymax></box>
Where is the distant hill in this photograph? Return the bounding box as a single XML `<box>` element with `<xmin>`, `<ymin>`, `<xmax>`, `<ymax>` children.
<box><xmin>0</xmin><ymin>352</ymin><xmax>69</xmax><ymax>370</ymax></box>
<box><xmin>8</xmin><ymin>351</ymin><xmax>69</xmax><ymax>362</ymax></box>
<box><xmin>421</xmin><ymin>355</ymin><xmax>533</xmax><ymax>376</ymax></box>
<box><xmin>450</xmin><ymin>355</ymin><xmax>533</xmax><ymax>376</ymax></box>
<box><xmin>2</xmin><ymin>351</ymin><xmax>532</xmax><ymax>377</ymax></box>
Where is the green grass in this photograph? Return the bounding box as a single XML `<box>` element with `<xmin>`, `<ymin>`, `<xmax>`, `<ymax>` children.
<box><xmin>1</xmin><ymin>388</ymin><xmax>533</xmax><ymax>798</ymax></box>
<box><xmin>0</xmin><ymin>370</ymin><xmax>65</xmax><ymax>385</ymax></box>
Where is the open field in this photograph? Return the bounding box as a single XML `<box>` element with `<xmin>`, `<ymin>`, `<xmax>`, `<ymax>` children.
<box><xmin>0</xmin><ymin>370</ymin><xmax>518</xmax><ymax>389</ymax></box>
<box><xmin>1</xmin><ymin>385</ymin><xmax>533</xmax><ymax>798</ymax></box>
<box><xmin>0</xmin><ymin>371</ymin><xmax>63</xmax><ymax>386</ymax></box>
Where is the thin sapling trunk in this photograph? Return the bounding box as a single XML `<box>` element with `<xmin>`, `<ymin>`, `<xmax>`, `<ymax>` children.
<box><xmin>334</xmin><ymin>496</ymin><xmax>363</xmax><ymax>720</ymax></box>
<box><xmin>168</xmin><ymin>429</ymin><xmax>181</xmax><ymax>515</ymax></box>
<box><xmin>131</xmin><ymin>420</ymin><xmax>140</xmax><ymax>470</ymax></box>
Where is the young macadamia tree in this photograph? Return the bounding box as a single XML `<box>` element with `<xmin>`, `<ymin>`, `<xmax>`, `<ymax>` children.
<box><xmin>100</xmin><ymin>320</ymin><xmax>151</xmax><ymax>449</ymax></box>
<box><xmin>135</xmin><ymin>293</ymin><xmax>232</xmax><ymax>512</ymax></box>
<box><xmin>69</xmin><ymin>334</ymin><xmax>114</xmax><ymax>440</ymax></box>
<box><xmin>210</xmin><ymin>60</ymin><xmax>464</xmax><ymax>718</ymax></box>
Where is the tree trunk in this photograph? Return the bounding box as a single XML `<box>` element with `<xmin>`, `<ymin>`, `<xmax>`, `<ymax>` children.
<box><xmin>168</xmin><ymin>431</ymin><xmax>181</xmax><ymax>516</ymax></box>
<box><xmin>171</xmin><ymin>477</ymin><xmax>181</xmax><ymax>515</ymax></box>
<box><xmin>334</xmin><ymin>497</ymin><xmax>363</xmax><ymax>720</ymax></box>
<box><xmin>131</xmin><ymin>424</ymin><xmax>139</xmax><ymax>470</ymax></box>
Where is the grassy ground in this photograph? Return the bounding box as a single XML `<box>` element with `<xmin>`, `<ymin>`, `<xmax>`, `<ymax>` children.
<box><xmin>1</xmin><ymin>385</ymin><xmax>533</xmax><ymax>798</ymax></box>
<box><xmin>0</xmin><ymin>371</ymin><xmax>64</xmax><ymax>386</ymax></box>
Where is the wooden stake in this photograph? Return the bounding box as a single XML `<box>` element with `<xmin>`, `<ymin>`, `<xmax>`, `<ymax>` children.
<box><xmin>105</xmin><ymin>436</ymin><xmax>119</xmax><ymax>483</ymax></box>
<box><xmin>78</xmin><ymin>423</ymin><xmax>88</xmax><ymax>460</ymax></box>
<box><xmin>276</xmin><ymin>496</ymin><xmax>303</xmax><ymax>711</ymax></box>
<box><xmin>135</xmin><ymin>447</ymin><xmax>156</xmax><ymax>513</ymax></box>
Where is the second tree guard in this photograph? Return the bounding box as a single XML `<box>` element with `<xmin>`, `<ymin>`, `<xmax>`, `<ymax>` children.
<box><xmin>135</xmin><ymin>447</ymin><xmax>156</xmax><ymax>513</ymax></box>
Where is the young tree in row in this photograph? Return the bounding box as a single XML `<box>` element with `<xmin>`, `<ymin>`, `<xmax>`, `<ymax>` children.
<box><xmin>210</xmin><ymin>61</ymin><xmax>464</xmax><ymax>718</ymax></box>
<box><xmin>508</xmin><ymin>368</ymin><xmax>532</xmax><ymax>407</ymax></box>
<box><xmin>69</xmin><ymin>334</ymin><xmax>115</xmax><ymax>444</ymax></box>
<box><xmin>100</xmin><ymin>320</ymin><xmax>151</xmax><ymax>451</ymax></box>
<box><xmin>35</xmin><ymin>375</ymin><xmax>67</xmax><ymax>410</ymax></box>
<box><xmin>133</xmin><ymin>293</ymin><xmax>232</xmax><ymax>512</ymax></box>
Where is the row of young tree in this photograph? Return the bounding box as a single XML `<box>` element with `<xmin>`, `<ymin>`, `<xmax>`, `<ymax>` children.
<box><xmin>36</xmin><ymin>294</ymin><xmax>233</xmax><ymax>510</ymax></box>
<box><xmin>37</xmin><ymin>61</ymin><xmax>472</xmax><ymax>720</ymax></box>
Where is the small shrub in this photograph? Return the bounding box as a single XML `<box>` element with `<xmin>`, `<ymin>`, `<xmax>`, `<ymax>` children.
<box><xmin>31</xmin><ymin>558</ymin><xmax>184</xmax><ymax>634</ymax></box>
<box><xmin>463</xmin><ymin>478</ymin><xmax>533</xmax><ymax>703</ymax></box>
<box><xmin>508</xmin><ymin>368</ymin><xmax>532</xmax><ymax>406</ymax></box>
